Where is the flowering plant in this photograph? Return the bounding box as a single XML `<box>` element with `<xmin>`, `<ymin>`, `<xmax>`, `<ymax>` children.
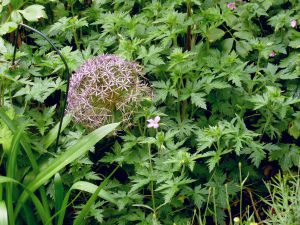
<box><xmin>67</xmin><ymin>54</ymin><xmax>151</xmax><ymax>129</ymax></box>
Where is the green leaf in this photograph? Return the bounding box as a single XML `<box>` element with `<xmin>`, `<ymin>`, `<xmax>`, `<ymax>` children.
<box><xmin>57</xmin><ymin>174</ymin><xmax>118</xmax><ymax>225</ymax></box>
<box><xmin>220</xmin><ymin>38</ymin><xmax>233</xmax><ymax>54</ymax></box>
<box><xmin>13</xmin><ymin>77</ymin><xmax>65</xmax><ymax>103</ymax></box>
<box><xmin>236</xmin><ymin>41</ymin><xmax>251</xmax><ymax>57</ymax></box>
<box><xmin>15</xmin><ymin>122</ymin><xmax>119</xmax><ymax>216</ymax></box>
<box><xmin>0</xmin><ymin>176</ymin><xmax>51</xmax><ymax>225</ymax></box>
<box><xmin>42</xmin><ymin>114</ymin><xmax>72</xmax><ymax>149</ymax></box>
<box><xmin>206</xmin><ymin>28</ymin><xmax>225</xmax><ymax>43</ymax></box>
<box><xmin>234</xmin><ymin>31</ymin><xmax>254</xmax><ymax>40</ymax></box>
<box><xmin>18</xmin><ymin>5</ymin><xmax>47</xmax><ymax>22</ymax></box>
<box><xmin>0</xmin><ymin>22</ymin><xmax>18</xmax><ymax>35</ymax></box>
<box><xmin>73</xmin><ymin>167</ymin><xmax>118</xmax><ymax>225</ymax></box>
<box><xmin>289</xmin><ymin>39</ymin><xmax>300</xmax><ymax>49</ymax></box>
<box><xmin>54</xmin><ymin>173</ymin><xmax>64</xmax><ymax>224</ymax></box>
<box><xmin>6</xmin><ymin>126</ymin><xmax>23</xmax><ymax>225</ymax></box>
<box><xmin>0</xmin><ymin>201</ymin><xmax>8</xmax><ymax>225</ymax></box>
<box><xmin>191</xmin><ymin>92</ymin><xmax>207</xmax><ymax>109</ymax></box>
<box><xmin>10</xmin><ymin>10</ymin><xmax>22</xmax><ymax>23</ymax></box>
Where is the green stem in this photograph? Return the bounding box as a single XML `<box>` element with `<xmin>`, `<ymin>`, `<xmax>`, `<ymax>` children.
<box><xmin>225</xmin><ymin>184</ymin><xmax>233</xmax><ymax>225</ymax></box>
<box><xmin>72</xmin><ymin>28</ymin><xmax>80</xmax><ymax>49</ymax></box>
<box><xmin>213</xmin><ymin>187</ymin><xmax>217</xmax><ymax>225</ymax></box>
<box><xmin>148</xmin><ymin>144</ymin><xmax>157</xmax><ymax>216</ymax></box>
<box><xmin>239</xmin><ymin>162</ymin><xmax>243</xmax><ymax>221</ymax></box>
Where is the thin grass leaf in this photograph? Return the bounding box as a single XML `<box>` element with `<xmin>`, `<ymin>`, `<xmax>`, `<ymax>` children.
<box><xmin>22</xmin><ymin>203</ymin><xmax>38</xmax><ymax>225</ymax></box>
<box><xmin>0</xmin><ymin>109</ymin><xmax>52</xmax><ymax>219</ymax></box>
<box><xmin>6</xmin><ymin>126</ymin><xmax>23</xmax><ymax>225</ymax></box>
<box><xmin>54</xmin><ymin>173</ymin><xmax>64</xmax><ymax>225</ymax></box>
<box><xmin>15</xmin><ymin>122</ymin><xmax>119</xmax><ymax>216</ymax></box>
<box><xmin>0</xmin><ymin>176</ymin><xmax>51</xmax><ymax>225</ymax></box>
<box><xmin>0</xmin><ymin>201</ymin><xmax>8</xmax><ymax>225</ymax></box>
<box><xmin>42</xmin><ymin>114</ymin><xmax>72</xmax><ymax>149</ymax></box>
<box><xmin>73</xmin><ymin>166</ymin><xmax>119</xmax><ymax>225</ymax></box>
<box><xmin>55</xmin><ymin>179</ymin><xmax>118</xmax><ymax>225</ymax></box>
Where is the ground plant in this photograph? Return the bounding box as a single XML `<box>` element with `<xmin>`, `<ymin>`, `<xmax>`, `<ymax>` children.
<box><xmin>0</xmin><ymin>0</ymin><xmax>300</xmax><ymax>224</ymax></box>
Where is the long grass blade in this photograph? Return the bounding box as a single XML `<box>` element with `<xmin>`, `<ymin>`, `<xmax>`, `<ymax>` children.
<box><xmin>73</xmin><ymin>166</ymin><xmax>119</xmax><ymax>225</ymax></box>
<box><xmin>0</xmin><ymin>201</ymin><xmax>8</xmax><ymax>225</ymax></box>
<box><xmin>0</xmin><ymin>109</ymin><xmax>52</xmax><ymax>220</ymax></box>
<box><xmin>0</xmin><ymin>176</ymin><xmax>51</xmax><ymax>224</ymax></box>
<box><xmin>15</xmin><ymin>122</ymin><xmax>119</xmax><ymax>216</ymax></box>
<box><xmin>42</xmin><ymin>115</ymin><xmax>72</xmax><ymax>149</ymax></box>
<box><xmin>6</xmin><ymin>126</ymin><xmax>23</xmax><ymax>225</ymax></box>
<box><xmin>54</xmin><ymin>173</ymin><xmax>64</xmax><ymax>225</ymax></box>
<box><xmin>22</xmin><ymin>203</ymin><xmax>38</xmax><ymax>225</ymax></box>
<box><xmin>56</xmin><ymin>166</ymin><xmax>118</xmax><ymax>225</ymax></box>
<box><xmin>55</xmin><ymin>179</ymin><xmax>117</xmax><ymax>225</ymax></box>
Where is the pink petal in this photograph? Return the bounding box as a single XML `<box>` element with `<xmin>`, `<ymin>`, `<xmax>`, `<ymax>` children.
<box><xmin>153</xmin><ymin>123</ymin><xmax>159</xmax><ymax>128</ymax></box>
<box><xmin>154</xmin><ymin>116</ymin><xmax>161</xmax><ymax>123</ymax></box>
<box><xmin>147</xmin><ymin>119</ymin><xmax>154</xmax><ymax>123</ymax></box>
<box><xmin>147</xmin><ymin>123</ymin><xmax>154</xmax><ymax>128</ymax></box>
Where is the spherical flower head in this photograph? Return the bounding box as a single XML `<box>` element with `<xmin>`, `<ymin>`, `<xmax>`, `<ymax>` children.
<box><xmin>269</xmin><ymin>51</ymin><xmax>276</xmax><ymax>58</ymax></box>
<box><xmin>147</xmin><ymin>116</ymin><xmax>160</xmax><ymax>129</ymax></box>
<box><xmin>227</xmin><ymin>2</ymin><xmax>236</xmax><ymax>10</ymax></box>
<box><xmin>291</xmin><ymin>19</ymin><xmax>297</xmax><ymax>28</ymax></box>
<box><xmin>67</xmin><ymin>54</ymin><xmax>151</xmax><ymax>129</ymax></box>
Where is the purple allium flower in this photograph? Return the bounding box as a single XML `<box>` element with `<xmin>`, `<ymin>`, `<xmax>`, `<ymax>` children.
<box><xmin>67</xmin><ymin>54</ymin><xmax>151</xmax><ymax>129</ymax></box>
<box><xmin>291</xmin><ymin>19</ymin><xmax>297</xmax><ymax>28</ymax></box>
<box><xmin>147</xmin><ymin>116</ymin><xmax>160</xmax><ymax>129</ymax></box>
<box><xmin>227</xmin><ymin>2</ymin><xmax>236</xmax><ymax>10</ymax></box>
<box><xmin>269</xmin><ymin>51</ymin><xmax>276</xmax><ymax>58</ymax></box>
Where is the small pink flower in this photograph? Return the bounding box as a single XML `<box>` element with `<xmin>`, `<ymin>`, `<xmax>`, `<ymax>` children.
<box><xmin>147</xmin><ymin>116</ymin><xmax>160</xmax><ymax>129</ymax></box>
<box><xmin>227</xmin><ymin>2</ymin><xmax>236</xmax><ymax>10</ymax></box>
<box><xmin>269</xmin><ymin>51</ymin><xmax>276</xmax><ymax>58</ymax></box>
<box><xmin>291</xmin><ymin>19</ymin><xmax>297</xmax><ymax>28</ymax></box>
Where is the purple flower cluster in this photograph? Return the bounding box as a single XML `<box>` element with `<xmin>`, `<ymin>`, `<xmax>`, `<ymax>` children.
<box><xmin>67</xmin><ymin>54</ymin><xmax>150</xmax><ymax>129</ymax></box>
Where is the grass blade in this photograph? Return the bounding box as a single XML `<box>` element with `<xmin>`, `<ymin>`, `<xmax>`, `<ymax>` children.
<box><xmin>56</xmin><ymin>179</ymin><xmax>117</xmax><ymax>225</ymax></box>
<box><xmin>54</xmin><ymin>173</ymin><xmax>64</xmax><ymax>225</ymax></box>
<box><xmin>73</xmin><ymin>166</ymin><xmax>119</xmax><ymax>225</ymax></box>
<box><xmin>42</xmin><ymin>115</ymin><xmax>72</xmax><ymax>149</ymax></box>
<box><xmin>0</xmin><ymin>176</ymin><xmax>51</xmax><ymax>224</ymax></box>
<box><xmin>0</xmin><ymin>201</ymin><xmax>8</xmax><ymax>225</ymax></box>
<box><xmin>6</xmin><ymin>126</ymin><xmax>23</xmax><ymax>225</ymax></box>
<box><xmin>68</xmin><ymin>181</ymin><xmax>117</xmax><ymax>204</ymax></box>
<box><xmin>15</xmin><ymin>122</ymin><xmax>119</xmax><ymax>216</ymax></box>
<box><xmin>22</xmin><ymin>203</ymin><xmax>38</xmax><ymax>225</ymax></box>
<box><xmin>0</xmin><ymin>108</ymin><xmax>52</xmax><ymax>220</ymax></box>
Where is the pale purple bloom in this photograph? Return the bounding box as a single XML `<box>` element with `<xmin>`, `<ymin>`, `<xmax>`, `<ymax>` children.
<box><xmin>227</xmin><ymin>2</ymin><xmax>236</xmax><ymax>10</ymax></box>
<box><xmin>67</xmin><ymin>54</ymin><xmax>151</xmax><ymax>129</ymax></box>
<box><xmin>269</xmin><ymin>51</ymin><xmax>276</xmax><ymax>58</ymax></box>
<box><xmin>147</xmin><ymin>116</ymin><xmax>160</xmax><ymax>129</ymax></box>
<box><xmin>291</xmin><ymin>19</ymin><xmax>297</xmax><ymax>28</ymax></box>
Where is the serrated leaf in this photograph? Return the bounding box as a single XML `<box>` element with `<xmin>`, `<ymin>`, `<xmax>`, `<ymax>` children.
<box><xmin>206</xmin><ymin>28</ymin><xmax>225</xmax><ymax>42</ymax></box>
<box><xmin>19</xmin><ymin>5</ymin><xmax>47</xmax><ymax>22</ymax></box>
<box><xmin>191</xmin><ymin>92</ymin><xmax>207</xmax><ymax>109</ymax></box>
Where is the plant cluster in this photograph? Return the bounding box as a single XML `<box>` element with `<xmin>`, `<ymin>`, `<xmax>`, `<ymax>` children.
<box><xmin>0</xmin><ymin>0</ymin><xmax>300</xmax><ymax>225</ymax></box>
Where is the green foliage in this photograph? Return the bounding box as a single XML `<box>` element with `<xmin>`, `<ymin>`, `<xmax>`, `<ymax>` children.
<box><xmin>0</xmin><ymin>0</ymin><xmax>300</xmax><ymax>224</ymax></box>
<box><xmin>263</xmin><ymin>172</ymin><xmax>300</xmax><ymax>225</ymax></box>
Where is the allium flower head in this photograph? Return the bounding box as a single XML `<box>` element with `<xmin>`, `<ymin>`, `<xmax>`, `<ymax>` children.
<box><xmin>147</xmin><ymin>116</ymin><xmax>160</xmax><ymax>129</ymax></box>
<box><xmin>291</xmin><ymin>19</ymin><xmax>297</xmax><ymax>28</ymax></box>
<box><xmin>227</xmin><ymin>2</ymin><xmax>236</xmax><ymax>10</ymax></box>
<box><xmin>67</xmin><ymin>54</ymin><xmax>151</xmax><ymax>129</ymax></box>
